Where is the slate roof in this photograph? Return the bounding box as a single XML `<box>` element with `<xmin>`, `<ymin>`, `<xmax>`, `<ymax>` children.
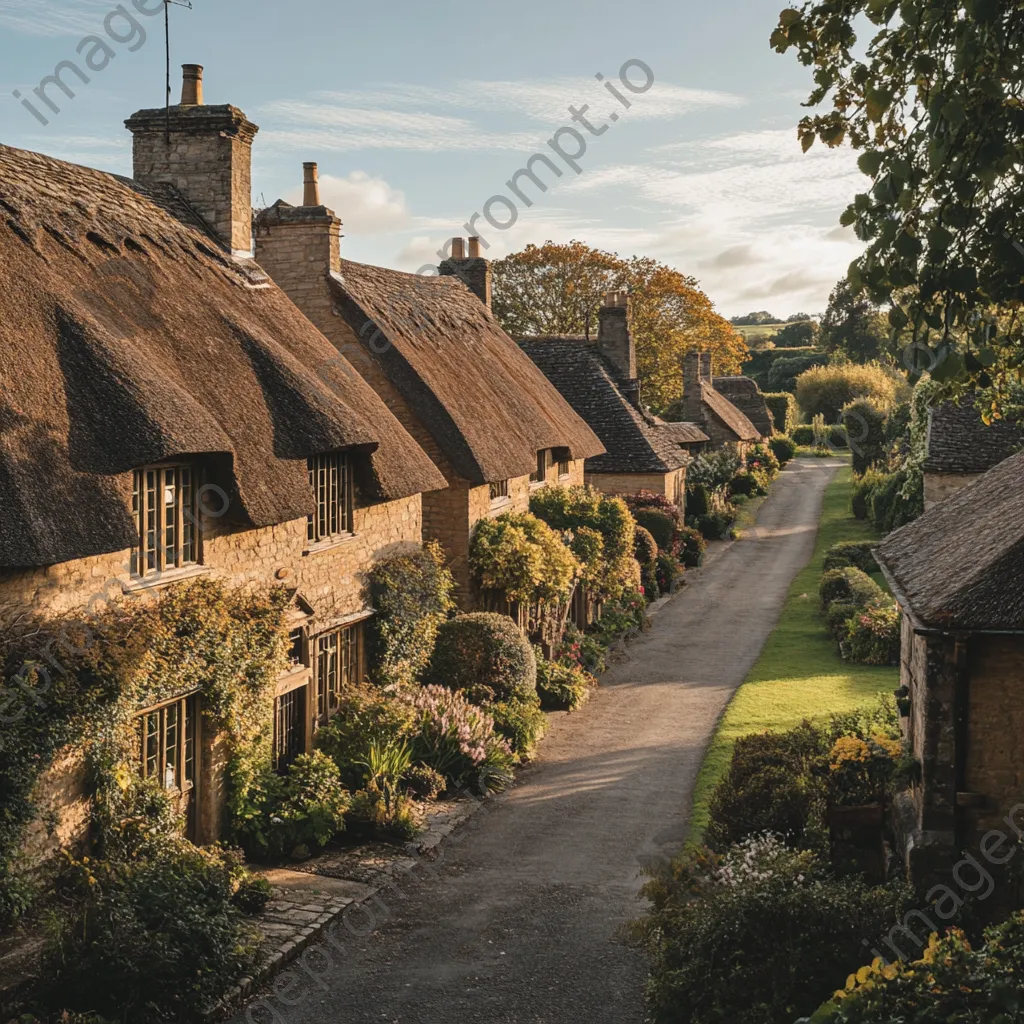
<box><xmin>518</xmin><ymin>337</ymin><xmax>692</xmax><ymax>474</ymax></box>
<box><xmin>876</xmin><ymin>451</ymin><xmax>1024</xmax><ymax>631</ymax></box>
<box><xmin>712</xmin><ymin>376</ymin><xmax>774</xmax><ymax>438</ymax></box>
<box><xmin>653</xmin><ymin>420</ymin><xmax>710</xmax><ymax>445</ymax></box>
<box><xmin>324</xmin><ymin>263</ymin><xmax>605</xmax><ymax>486</ymax></box>
<box><xmin>700</xmin><ymin>382</ymin><xmax>762</xmax><ymax>442</ymax></box>
<box><xmin>0</xmin><ymin>143</ymin><xmax>446</xmax><ymax>569</ymax></box>
<box><xmin>923</xmin><ymin>397</ymin><xmax>1024</xmax><ymax>475</ymax></box>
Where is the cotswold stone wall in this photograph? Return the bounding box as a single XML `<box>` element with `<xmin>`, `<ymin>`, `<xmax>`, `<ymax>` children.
<box><xmin>923</xmin><ymin>470</ymin><xmax>981</xmax><ymax>510</ymax></box>
<box><xmin>964</xmin><ymin>635</ymin><xmax>1024</xmax><ymax>846</ymax></box>
<box><xmin>585</xmin><ymin>469</ymin><xmax>685</xmax><ymax>513</ymax></box>
<box><xmin>0</xmin><ymin>494</ymin><xmax>422</xmax><ymax>631</ymax></box>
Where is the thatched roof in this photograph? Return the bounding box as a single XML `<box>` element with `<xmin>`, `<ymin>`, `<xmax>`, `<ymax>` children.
<box><xmin>700</xmin><ymin>382</ymin><xmax>761</xmax><ymax>441</ymax></box>
<box><xmin>923</xmin><ymin>396</ymin><xmax>1024</xmax><ymax>475</ymax></box>
<box><xmin>712</xmin><ymin>376</ymin><xmax>774</xmax><ymax>437</ymax></box>
<box><xmin>518</xmin><ymin>338</ymin><xmax>691</xmax><ymax>474</ymax></box>
<box><xmin>876</xmin><ymin>452</ymin><xmax>1024</xmax><ymax>631</ymax></box>
<box><xmin>328</xmin><ymin>264</ymin><xmax>604</xmax><ymax>485</ymax></box>
<box><xmin>0</xmin><ymin>144</ymin><xmax>445</xmax><ymax>570</ymax></box>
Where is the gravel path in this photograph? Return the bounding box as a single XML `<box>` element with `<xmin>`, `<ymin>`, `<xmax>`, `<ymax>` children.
<box><xmin>234</xmin><ymin>458</ymin><xmax>838</xmax><ymax>1024</ymax></box>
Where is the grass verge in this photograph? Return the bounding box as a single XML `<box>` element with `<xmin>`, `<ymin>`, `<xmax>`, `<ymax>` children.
<box><xmin>687</xmin><ymin>463</ymin><xmax>898</xmax><ymax>844</ymax></box>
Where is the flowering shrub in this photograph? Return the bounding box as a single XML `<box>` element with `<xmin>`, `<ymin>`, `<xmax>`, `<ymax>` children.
<box><xmin>528</xmin><ymin>485</ymin><xmax>636</xmax><ymax>601</ymax></box>
<box><xmin>841</xmin><ymin>601</ymin><xmax>901</xmax><ymax>666</ymax></box>
<box><xmin>367</xmin><ymin>541</ymin><xmax>455</xmax><ymax>685</ymax></box>
<box><xmin>746</xmin><ymin>441</ymin><xmax>781</xmax><ymax>478</ymax></box>
<box><xmin>633</xmin><ymin>524</ymin><xmax>658</xmax><ymax>566</ymax></box>
<box><xmin>406</xmin><ymin>686</ymin><xmax>515</xmax><ymax>793</ymax></box>
<box><xmin>427</xmin><ymin>612</ymin><xmax>537</xmax><ymax>700</ymax></box>
<box><xmin>828</xmin><ymin>733</ymin><xmax>903</xmax><ymax>806</ymax></box>
<box><xmin>535</xmin><ymin>657</ymin><xmax>595</xmax><ymax>711</ymax></box>
<box><xmin>635</xmin><ymin>836</ymin><xmax>914</xmax><ymax>1024</ymax></box>
<box><xmin>687</xmin><ymin>450</ymin><xmax>742</xmax><ymax>493</ymax></box>
<box><xmin>802</xmin><ymin>914</ymin><xmax>1024</xmax><ymax>1024</ymax></box>
<box><xmin>470</xmin><ymin>512</ymin><xmax>578</xmax><ymax>604</ymax></box>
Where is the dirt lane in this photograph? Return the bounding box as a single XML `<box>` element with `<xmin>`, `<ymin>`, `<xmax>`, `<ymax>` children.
<box><xmin>234</xmin><ymin>458</ymin><xmax>838</xmax><ymax>1024</ymax></box>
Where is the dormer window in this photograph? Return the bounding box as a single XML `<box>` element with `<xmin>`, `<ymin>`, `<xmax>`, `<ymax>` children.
<box><xmin>131</xmin><ymin>464</ymin><xmax>198</xmax><ymax>578</ymax></box>
<box><xmin>307</xmin><ymin>452</ymin><xmax>353</xmax><ymax>544</ymax></box>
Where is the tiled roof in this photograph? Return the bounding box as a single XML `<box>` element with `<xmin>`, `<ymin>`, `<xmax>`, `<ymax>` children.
<box><xmin>653</xmin><ymin>420</ymin><xmax>710</xmax><ymax>445</ymax></box>
<box><xmin>700</xmin><ymin>382</ymin><xmax>761</xmax><ymax>441</ymax></box>
<box><xmin>712</xmin><ymin>376</ymin><xmax>774</xmax><ymax>437</ymax></box>
<box><xmin>518</xmin><ymin>338</ymin><xmax>691</xmax><ymax>474</ymax></box>
<box><xmin>923</xmin><ymin>397</ymin><xmax>1024</xmax><ymax>475</ymax></box>
<box><xmin>877</xmin><ymin>451</ymin><xmax>1024</xmax><ymax>631</ymax></box>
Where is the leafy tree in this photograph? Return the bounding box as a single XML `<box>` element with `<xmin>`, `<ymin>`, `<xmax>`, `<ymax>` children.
<box><xmin>772</xmin><ymin>0</ymin><xmax>1024</xmax><ymax>408</ymax></box>
<box><xmin>494</xmin><ymin>242</ymin><xmax>747</xmax><ymax>411</ymax></box>
<box><xmin>787</xmin><ymin>312</ymin><xmax>813</xmax><ymax>322</ymax></box>
<box><xmin>775</xmin><ymin>318</ymin><xmax>821</xmax><ymax>348</ymax></box>
<box><xmin>731</xmin><ymin>311</ymin><xmax>782</xmax><ymax>325</ymax></box>
<box><xmin>820</xmin><ymin>277</ymin><xmax>890</xmax><ymax>363</ymax></box>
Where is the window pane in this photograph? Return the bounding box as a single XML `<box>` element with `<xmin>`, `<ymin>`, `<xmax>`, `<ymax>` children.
<box><xmin>131</xmin><ymin>471</ymin><xmax>141</xmax><ymax>576</ymax></box>
<box><xmin>163</xmin><ymin>469</ymin><xmax>177</xmax><ymax>568</ymax></box>
<box><xmin>289</xmin><ymin>628</ymin><xmax>305</xmax><ymax>667</ymax></box>
<box><xmin>184</xmin><ymin>697</ymin><xmax>195</xmax><ymax>786</ymax></box>
<box><xmin>144</xmin><ymin>711</ymin><xmax>159</xmax><ymax>778</ymax></box>
<box><xmin>181</xmin><ymin>468</ymin><xmax>195</xmax><ymax>565</ymax></box>
<box><xmin>146</xmin><ymin>471</ymin><xmax>157</xmax><ymax>572</ymax></box>
<box><xmin>164</xmin><ymin>703</ymin><xmax>179</xmax><ymax>790</ymax></box>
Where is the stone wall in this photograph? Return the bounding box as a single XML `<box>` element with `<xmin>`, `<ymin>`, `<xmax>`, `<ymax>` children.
<box><xmin>924</xmin><ymin>470</ymin><xmax>981</xmax><ymax>510</ymax></box>
<box><xmin>585</xmin><ymin>469</ymin><xmax>686</xmax><ymax>514</ymax></box>
<box><xmin>963</xmin><ymin>635</ymin><xmax>1024</xmax><ymax>848</ymax></box>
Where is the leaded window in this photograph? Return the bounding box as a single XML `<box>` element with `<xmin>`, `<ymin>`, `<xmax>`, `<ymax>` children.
<box><xmin>315</xmin><ymin>622</ymin><xmax>362</xmax><ymax>721</ymax></box>
<box><xmin>307</xmin><ymin>452</ymin><xmax>353</xmax><ymax>544</ymax></box>
<box><xmin>137</xmin><ymin>694</ymin><xmax>197</xmax><ymax>793</ymax></box>
<box><xmin>131</xmin><ymin>464</ymin><xmax>197</xmax><ymax>577</ymax></box>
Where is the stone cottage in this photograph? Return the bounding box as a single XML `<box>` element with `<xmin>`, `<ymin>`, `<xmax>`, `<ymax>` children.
<box><xmin>0</xmin><ymin>67</ymin><xmax>447</xmax><ymax>852</ymax></box>
<box><xmin>922</xmin><ymin>394</ymin><xmax>1024</xmax><ymax>509</ymax></box>
<box><xmin>254</xmin><ymin>174</ymin><xmax>605</xmax><ymax>606</ymax></box>
<box><xmin>519</xmin><ymin>292</ymin><xmax>706</xmax><ymax>513</ymax></box>
<box><xmin>710</xmin><ymin>375</ymin><xmax>775</xmax><ymax>439</ymax></box>
<box><xmin>875</xmin><ymin>452</ymin><xmax>1024</xmax><ymax>888</ymax></box>
<box><xmin>682</xmin><ymin>351</ymin><xmax>762</xmax><ymax>452</ymax></box>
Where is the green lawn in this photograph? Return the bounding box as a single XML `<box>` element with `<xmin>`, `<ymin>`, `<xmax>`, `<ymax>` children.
<box><xmin>687</xmin><ymin>464</ymin><xmax>897</xmax><ymax>844</ymax></box>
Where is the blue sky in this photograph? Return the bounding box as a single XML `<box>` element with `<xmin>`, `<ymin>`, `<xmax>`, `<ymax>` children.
<box><xmin>0</xmin><ymin>0</ymin><xmax>865</xmax><ymax>317</ymax></box>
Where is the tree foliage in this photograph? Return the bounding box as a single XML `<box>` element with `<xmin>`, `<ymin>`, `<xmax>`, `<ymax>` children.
<box><xmin>493</xmin><ymin>241</ymin><xmax>747</xmax><ymax>411</ymax></box>
<box><xmin>821</xmin><ymin>278</ymin><xmax>890</xmax><ymax>363</ymax></box>
<box><xmin>775</xmin><ymin>318</ymin><xmax>821</xmax><ymax>348</ymax></box>
<box><xmin>772</xmin><ymin>0</ymin><xmax>1024</xmax><ymax>407</ymax></box>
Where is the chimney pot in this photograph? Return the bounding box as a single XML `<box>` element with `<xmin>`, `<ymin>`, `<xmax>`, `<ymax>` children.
<box><xmin>451</xmin><ymin>237</ymin><xmax>466</xmax><ymax>260</ymax></box>
<box><xmin>181</xmin><ymin>64</ymin><xmax>204</xmax><ymax>106</ymax></box>
<box><xmin>468</xmin><ymin>236</ymin><xmax>481</xmax><ymax>258</ymax></box>
<box><xmin>303</xmin><ymin>162</ymin><xmax>320</xmax><ymax>207</ymax></box>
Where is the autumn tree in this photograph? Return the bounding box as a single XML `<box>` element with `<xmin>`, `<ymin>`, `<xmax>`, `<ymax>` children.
<box><xmin>772</xmin><ymin>0</ymin><xmax>1024</xmax><ymax>408</ymax></box>
<box><xmin>493</xmin><ymin>241</ymin><xmax>747</xmax><ymax>412</ymax></box>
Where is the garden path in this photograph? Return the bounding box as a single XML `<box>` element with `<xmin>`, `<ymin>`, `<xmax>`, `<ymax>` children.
<box><xmin>233</xmin><ymin>458</ymin><xmax>839</xmax><ymax>1024</ymax></box>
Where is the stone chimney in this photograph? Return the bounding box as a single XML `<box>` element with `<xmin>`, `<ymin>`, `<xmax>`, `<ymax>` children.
<box><xmin>439</xmin><ymin>236</ymin><xmax>492</xmax><ymax>309</ymax></box>
<box><xmin>683</xmin><ymin>350</ymin><xmax>705</xmax><ymax>424</ymax></box>
<box><xmin>597</xmin><ymin>291</ymin><xmax>636</xmax><ymax>380</ymax></box>
<box><xmin>252</xmin><ymin>162</ymin><xmax>343</xmax><ymax>335</ymax></box>
<box><xmin>125</xmin><ymin>65</ymin><xmax>259</xmax><ymax>256</ymax></box>
<box><xmin>700</xmin><ymin>352</ymin><xmax>714</xmax><ymax>384</ymax></box>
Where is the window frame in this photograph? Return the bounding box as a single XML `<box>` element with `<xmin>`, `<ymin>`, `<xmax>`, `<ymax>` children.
<box><xmin>136</xmin><ymin>692</ymin><xmax>198</xmax><ymax>795</ymax></box>
<box><xmin>131</xmin><ymin>463</ymin><xmax>199</xmax><ymax>578</ymax></box>
<box><xmin>273</xmin><ymin>686</ymin><xmax>307</xmax><ymax>772</ymax></box>
<box><xmin>307</xmin><ymin>452</ymin><xmax>354</xmax><ymax>546</ymax></box>
<box><xmin>488</xmin><ymin>479</ymin><xmax>510</xmax><ymax>504</ymax></box>
<box><xmin>314</xmin><ymin>621</ymin><xmax>364</xmax><ymax>723</ymax></box>
<box><xmin>529</xmin><ymin>450</ymin><xmax>550</xmax><ymax>485</ymax></box>
<box><xmin>557</xmin><ymin>457</ymin><xmax>571</xmax><ymax>479</ymax></box>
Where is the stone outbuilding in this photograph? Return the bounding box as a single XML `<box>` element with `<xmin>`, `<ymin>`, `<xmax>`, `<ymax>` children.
<box><xmin>0</xmin><ymin>67</ymin><xmax>447</xmax><ymax>853</ymax></box>
<box><xmin>518</xmin><ymin>293</ymin><xmax>706</xmax><ymax>514</ymax></box>
<box><xmin>681</xmin><ymin>351</ymin><xmax>762</xmax><ymax>452</ymax></box>
<box><xmin>876</xmin><ymin>451</ymin><xmax>1024</xmax><ymax>889</ymax></box>
<box><xmin>710</xmin><ymin>375</ymin><xmax>775</xmax><ymax>439</ymax></box>
<box><xmin>922</xmin><ymin>395</ymin><xmax>1024</xmax><ymax>509</ymax></box>
<box><xmin>254</xmin><ymin>183</ymin><xmax>604</xmax><ymax>605</ymax></box>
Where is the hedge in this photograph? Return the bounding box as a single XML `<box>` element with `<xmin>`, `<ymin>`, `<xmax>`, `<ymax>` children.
<box><xmin>822</xmin><ymin>540</ymin><xmax>879</xmax><ymax>575</ymax></box>
<box><xmin>819</xmin><ymin>567</ymin><xmax>883</xmax><ymax>609</ymax></box>
<box><xmin>763</xmin><ymin>392</ymin><xmax>798</xmax><ymax>434</ymax></box>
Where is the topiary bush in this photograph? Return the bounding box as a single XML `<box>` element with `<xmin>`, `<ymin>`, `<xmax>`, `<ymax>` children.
<box><xmin>823</xmin><ymin>540</ymin><xmax>879</xmax><ymax>574</ymax></box>
<box><xmin>636</xmin><ymin>835</ymin><xmax>915</xmax><ymax>1024</ymax></box>
<box><xmin>633</xmin><ymin>509</ymin><xmax>677</xmax><ymax>552</ymax></box>
<box><xmin>792</xmin><ymin>423</ymin><xmax>815</xmax><ymax>445</ymax></box>
<box><xmin>706</xmin><ymin>722</ymin><xmax>828</xmax><ymax>852</ymax></box>
<box><xmin>427</xmin><ymin>612</ymin><xmax>537</xmax><ymax>700</ymax></box>
<box><xmin>768</xmin><ymin>434</ymin><xmax>797</xmax><ymax>465</ymax></box>
<box><xmin>367</xmin><ymin>541</ymin><xmax>455</xmax><ymax>686</ymax></box>
<box><xmin>819</xmin><ymin>567</ymin><xmax>883</xmax><ymax>609</ymax></box>
<box><xmin>633</xmin><ymin>525</ymin><xmax>658</xmax><ymax>566</ymax></box>
<box><xmin>763</xmin><ymin>391</ymin><xmax>798</xmax><ymax>433</ymax></box>
<box><xmin>825</xmin><ymin>600</ymin><xmax>860</xmax><ymax>642</ymax></box>
<box><xmin>841</xmin><ymin>601</ymin><xmax>901</xmax><ymax>666</ymax></box>
<box><xmin>44</xmin><ymin>844</ymin><xmax>264</xmax><ymax>1023</ymax></box>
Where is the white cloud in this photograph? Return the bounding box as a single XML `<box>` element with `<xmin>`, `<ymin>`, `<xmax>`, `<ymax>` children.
<box><xmin>0</xmin><ymin>0</ymin><xmax>117</xmax><ymax>37</ymax></box>
<box><xmin>282</xmin><ymin>170</ymin><xmax>410</xmax><ymax>234</ymax></box>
